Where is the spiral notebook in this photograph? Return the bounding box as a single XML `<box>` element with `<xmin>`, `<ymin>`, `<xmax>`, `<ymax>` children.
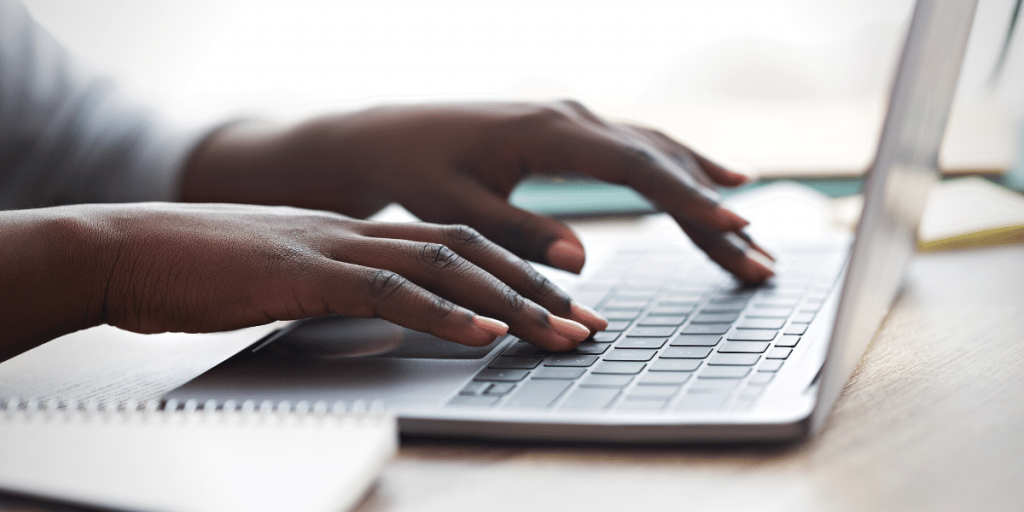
<box><xmin>0</xmin><ymin>398</ymin><xmax>397</xmax><ymax>512</ymax></box>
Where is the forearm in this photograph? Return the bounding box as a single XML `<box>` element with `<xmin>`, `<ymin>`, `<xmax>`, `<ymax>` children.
<box><xmin>0</xmin><ymin>207</ymin><xmax>111</xmax><ymax>361</ymax></box>
<box><xmin>181</xmin><ymin>115</ymin><xmax>389</xmax><ymax>218</ymax></box>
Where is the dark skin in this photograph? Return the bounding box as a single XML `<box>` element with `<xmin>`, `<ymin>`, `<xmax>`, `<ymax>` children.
<box><xmin>0</xmin><ymin>100</ymin><xmax>772</xmax><ymax>363</ymax></box>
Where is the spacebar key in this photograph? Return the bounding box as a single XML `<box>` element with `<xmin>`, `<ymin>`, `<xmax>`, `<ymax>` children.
<box><xmin>503</xmin><ymin>380</ymin><xmax>573</xmax><ymax>408</ymax></box>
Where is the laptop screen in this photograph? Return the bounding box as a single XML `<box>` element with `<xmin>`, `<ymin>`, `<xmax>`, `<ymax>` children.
<box><xmin>812</xmin><ymin>0</ymin><xmax>979</xmax><ymax>430</ymax></box>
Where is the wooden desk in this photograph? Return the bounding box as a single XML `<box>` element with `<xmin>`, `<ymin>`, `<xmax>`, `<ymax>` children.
<box><xmin>359</xmin><ymin>244</ymin><xmax>1024</xmax><ymax>512</ymax></box>
<box><xmin>2</xmin><ymin>245</ymin><xmax>1022</xmax><ymax>512</ymax></box>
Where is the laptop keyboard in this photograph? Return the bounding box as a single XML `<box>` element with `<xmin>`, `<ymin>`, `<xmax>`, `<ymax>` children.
<box><xmin>448</xmin><ymin>244</ymin><xmax>848</xmax><ymax>412</ymax></box>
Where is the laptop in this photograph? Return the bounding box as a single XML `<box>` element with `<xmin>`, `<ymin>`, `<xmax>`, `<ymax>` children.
<box><xmin>165</xmin><ymin>0</ymin><xmax>978</xmax><ymax>442</ymax></box>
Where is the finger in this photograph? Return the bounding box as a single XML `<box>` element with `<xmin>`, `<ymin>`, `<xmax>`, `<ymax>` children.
<box><xmin>361</xmin><ymin>221</ymin><xmax>608</xmax><ymax>332</ymax></box>
<box><xmin>335</xmin><ymin>237</ymin><xmax>591</xmax><ymax>350</ymax></box>
<box><xmin>672</xmin><ymin>217</ymin><xmax>775</xmax><ymax>283</ymax></box>
<box><xmin>410</xmin><ymin>177</ymin><xmax>589</xmax><ymax>274</ymax></box>
<box><xmin>316</xmin><ymin>260</ymin><xmax>508</xmax><ymax>347</ymax></box>
<box><xmin>629</xmin><ymin>126</ymin><xmax>750</xmax><ymax>188</ymax></box>
<box><xmin>518</xmin><ymin>112</ymin><xmax>749</xmax><ymax>232</ymax></box>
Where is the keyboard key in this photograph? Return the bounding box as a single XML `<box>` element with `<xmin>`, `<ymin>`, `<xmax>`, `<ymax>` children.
<box><xmin>718</xmin><ymin>341</ymin><xmax>770</xmax><ymax>353</ymax></box>
<box><xmin>660</xmin><ymin>347</ymin><xmax>713</xmax><ymax>359</ymax></box>
<box><xmin>638</xmin><ymin>315</ymin><xmax>686</xmax><ymax>327</ymax></box>
<box><xmin>561</xmin><ymin>388</ymin><xmax>620</xmax><ymax>410</ymax></box>
<box><xmin>681</xmin><ymin>323</ymin><xmax>730</xmax><ymax>335</ymax></box>
<box><xmin>604</xmin><ymin>349</ymin><xmax>657</xmax><ymax>362</ymax></box>
<box><xmin>616</xmin><ymin>337</ymin><xmax>667</xmax><ymax>349</ymax></box>
<box><xmin>736</xmin><ymin>318</ymin><xmax>785</xmax><ymax>330</ymax></box>
<box><xmin>474</xmin><ymin>369</ymin><xmax>530</xmax><ymax>382</ymax></box>
<box><xmin>727</xmin><ymin>330</ymin><xmax>777</xmax><ymax>342</ymax></box>
<box><xmin>701</xmin><ymin>303</ymin><xmax>747</xmax><ymax>313</ymax></box>
<box><xmin>503</xmin><ymin>380</ymin><xmax>572</xmax><ymax>408</ymax></box>
<box><xmin>605</xmin><ymin>299</ymin><xmax>649</xmax><ymax>309</ymax></box>
<box><xmin>745</xmin><ymin>308</ymin><xmax>792</xmax><ymax>318</ymax></box>
<box><xmin>688</xmin><ymin>379</ymin><xmax>742</xmax><ymax>392</ymax></box>
<box><xmin>570</xmin><ymin>342</ymin><xmax>610</xmax><ymax>355</ymax></box>
<box><xmin>699</xmin><ymin>366</ymin><xmax>751</xmax><ymax>379</ymax></box>
<box><xmin>748</xmin><ymin>373</ymin><xmax>774</xmax><ymax>386</ymax></box>
<box><xmin>707</xmin><ymin>296</ymin><xmax>749</xmax><ymax>306</ymax></box>
<box><xmin>709</xmin><ymin>354</ymin><xmax>761</xmax><ymax>366</ymax></box>
<box><xmin>756</xmin><ymin>298</ymin><xmax>799</xmax><ymax>307</ymax></box>
<box><xmin>605</xmin><ymin>321</ymin><xmax>632</xmax><ymax>332</ymax></box>
<box><xmin>636</xmin><ymin>373</ymin><xmax>687</xmax><ymax>386</ymax></box>
<box><xmin>628</xmin><ymin>385</ymin><xmax>679</xmax><ymax>399</ymax></box>
<box><xmin>670</xmin><ymin>335</ymin><xmax>721</xmax><ymax>347</ymax></box>
<box><xmin>691</xmin><ymin>313</ymin><xmax>738</xmax><ymax>324</ymax></box>
<box><xmin>765</xmin><ymin>347</ymin><xmax>793</xmax><ymax>359</ymax></box>
<box><xmin>802</xmin><ymin>301</ymin><xmax>824</xmax><ymax>312</ymax></box>
<box><xmin>485</xmin><ymin>382</ymin><xmax>516</xmax><ymax>395</ymax></box>
<box><xmin>448</xmin><ymin>395</ymin><xmax>500</xmax><ymax>407</ymax></box>
<box><xmin>592</xmin><ymin>331</ymin><xmax>621</xmax><ymax>343</ymax></box>
<box><xmin>545</xmin><ymin>355</ymin><xmax>598</xmax><ymax>367</ymax></box>
<box><xmin>592</xmin><ymin>361</ymin><xmax>646</xmax><ymax>374</ymax></box>
<box><xmin>649</xmin><ymin>359</ymin><xmax>702</xmax><ymax>372</ymax></box>
<box><xmin>758</xmin><ymin>360</ymin><xmax>784</xmax><ymax>372</ymax></box>
<box><xmin>628</xmin><ymin>326</ymin><xmax>677</xmax><ymax>337</ymax></box>
<box><xmin>533</xmin><ymin>367</ymin><xmax>587</xmax><ymax>379</ymax></box>
<box><xmin>488</xmin><ymin>357</ymin><xmax>542</xmax><ymax>369</ymax></box>
<box><xmin>580</xmin><ymin>374</ymin><xmax>633</xmax><ymax>387</ymax></box>
<box><xmin>502</xmin><ymin>341</ymin><xmax>549</xmax><ymax>357</ymax></box>
<box><xmin>774</xmin><ymin>335</ymin><xmax>801</xmax><ymax>347</ymax></box>
<box><xmin>675</xmin><ymin>393</ymin><xmax>728</xmax><ymax>410</ymax></box>
<box><xmin>648</xmin><ymin>306</ymin><xmax>693</xmax><ymax>316</ymax></box>
<box><xmin>602</xmin><ymin>309</ymin><xmax>642</xmax><ymax>320</ymax></box>
<box><xmin>784</xmin><ymin>324</ymin><xmax>808</xmax><ymax>335</ymax></box>
<box><xmin>792</xmin><ymin>312</ymin><xmax>815</xmax><ymax>323</ymax></box>
<box><xmin>460</xmin><ymin>382</ymin><xmax>490</xmax><ymax>395</ymax></box>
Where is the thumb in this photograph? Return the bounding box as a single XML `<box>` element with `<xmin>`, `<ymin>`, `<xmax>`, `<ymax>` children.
<box><xmin>439</xmin><ymin>185</ymin><xmax>586</xmax><ymax>274</ymax></box>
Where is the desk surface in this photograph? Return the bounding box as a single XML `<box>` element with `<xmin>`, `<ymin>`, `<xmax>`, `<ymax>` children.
<box><xmin>2</xmin><ymin>244</ymin><xmax>1022</xmax><ymax>512</ymax></box>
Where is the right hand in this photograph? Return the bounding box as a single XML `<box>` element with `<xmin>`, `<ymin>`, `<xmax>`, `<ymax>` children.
<box><xmin>0</xmin><ymin>203</ymin><xmax>606</xmax><ymax>359</ymax></box>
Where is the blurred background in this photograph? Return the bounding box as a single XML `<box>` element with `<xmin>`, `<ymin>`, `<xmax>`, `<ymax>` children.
<box><xmin>21</xmin><ymin>0</ymin><xmax>1024</xmax><ymax>181</ymax></box>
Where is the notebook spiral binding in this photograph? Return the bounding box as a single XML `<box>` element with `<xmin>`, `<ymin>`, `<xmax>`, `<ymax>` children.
<box><xmin>0</xmin><ymin>396</ymin><xmax>390</xmax><ymax>425</ymax></box>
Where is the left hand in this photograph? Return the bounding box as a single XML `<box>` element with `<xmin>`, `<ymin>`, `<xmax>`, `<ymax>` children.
<box><xmin>183</xmin><ymin>100</ymin><xmax>773</xmax><ymax>282</ymax></box>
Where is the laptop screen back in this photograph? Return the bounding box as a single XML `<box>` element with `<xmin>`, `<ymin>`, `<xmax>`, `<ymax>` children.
<box><xmin>811</xmin><ymin>0</ymin><xmax>978</xmax><ymax>430</ymax></box>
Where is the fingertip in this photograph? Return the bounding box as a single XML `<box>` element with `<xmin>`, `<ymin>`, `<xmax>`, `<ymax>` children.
<box><xmin>570</xmin><ymin>301</ymin><xmax>608</xmax><ymax>332</ymax></box>
<box><xmin>547</xmin><ymin>314</ymin><xmax>591</xmax><ymax>342</ymax></box>
<box><xmin>546</xmin><ymin>239</ymin><xmax>586</xmax><ymax>274</ymax></box>
<box><xmin>472</xmin><ymin>315</ymin><xmax>509</xmax><ymax>336</ymax></box>
<box><xmin>715</xmin><ymin>207</ymin><xmax>750</xmax><ymax>231</ymax></box>
<box><xmin>741</xmin><ymin>247</ymin><xmax>775</xmax><ymax>283</ymax></box>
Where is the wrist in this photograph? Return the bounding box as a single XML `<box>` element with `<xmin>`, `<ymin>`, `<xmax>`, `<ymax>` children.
<box><xmin>0</xmin><ymin>206</ymin><xmax>114</xmax><ymax>360</ymax></box>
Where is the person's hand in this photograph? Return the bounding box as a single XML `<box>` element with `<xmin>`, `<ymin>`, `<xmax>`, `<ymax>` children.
<box><xmin>0</xmin><ymin>203</ymin><xmax>607</xmax><ymax>361</ymax></box>
<box><xmin>184</xmin><ymin>101</ymin><xmax>774</xmax><ymax>282</ymax></box>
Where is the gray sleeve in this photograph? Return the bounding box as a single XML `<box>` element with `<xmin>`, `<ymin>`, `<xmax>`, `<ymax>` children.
<box><xmin>0</xmin><ymin>0</ymin><xmax>210</xmax><ymax>210</ymax></box>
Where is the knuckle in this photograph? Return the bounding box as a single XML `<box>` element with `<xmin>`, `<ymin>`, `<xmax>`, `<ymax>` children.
<box><xmin>622</xmin><ymin>144</ymin><xmax>657</xmax><ymax>168</ymax></box>
<box><xmin>526</xmin><ymin>268</ymin><xmax>558</xmax><ymax>298</ymax></box>
<box><xmin>364</xmin><ymin>269</ymin><xmax>408</xmax><ymax>301</ymax></box>
<box><xmin>500</xmin><ymin>286</ymin><xmax>526</xmax><ymax>314</ymax></box>
<box><xmin>428</xmin><ymin>295</ymin><xmax>457</xmax><ymax>319</ymax></box>
<box><xmin>418</xmin><ymin>242</ymin><xmax>462</xmax><ymax>270</ymax></box>
<box><xmin>444</xmin><ymin>224</ymin><xmax>483</xmax><ymax>247</ymax></box>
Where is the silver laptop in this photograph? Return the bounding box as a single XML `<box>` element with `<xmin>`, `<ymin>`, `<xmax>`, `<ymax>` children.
<box><xmin>165</xmin><ymin>0</ymin><xmax>977</xmax><ymax>442</ymax></box>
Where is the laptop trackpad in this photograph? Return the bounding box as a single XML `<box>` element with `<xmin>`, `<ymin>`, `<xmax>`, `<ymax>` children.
<box><xmin>268</xmin><ymin>316</ymin><xmax>499</xmax><ymax>359</ymax></box>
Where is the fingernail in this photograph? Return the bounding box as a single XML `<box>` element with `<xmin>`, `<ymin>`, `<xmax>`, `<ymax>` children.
<box><xmin>738</xmin><ymin>229</ymin><xmax>775</xmax><ymax>261</ymax></box>
<box><xmin>570</xmin><ymin>301</ymin><xmax>608</xmax><ymax>332</ymax></box>
<box><xmin>547</xmin><ymin>314</ymin><xmax>591</xmax><ymax>342</ymax></box>
<box><xmin>546</xmin><ymin>239</ymin><xmax>586</xmax><ymax>273</ymax></box>
<box><xmin>716</xmin><ymin>207</ymin><xmax>750</xmax><ymax>230</ymax></box>
<box><xmin>472</xmin><ymin>315</ymin><xmax>509</xmax><ymax>336</ymax></box>
<box><xmin>744</xmin><ymin>247</ymin><xmax>776</xmax><ymax>277</ymax></box>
